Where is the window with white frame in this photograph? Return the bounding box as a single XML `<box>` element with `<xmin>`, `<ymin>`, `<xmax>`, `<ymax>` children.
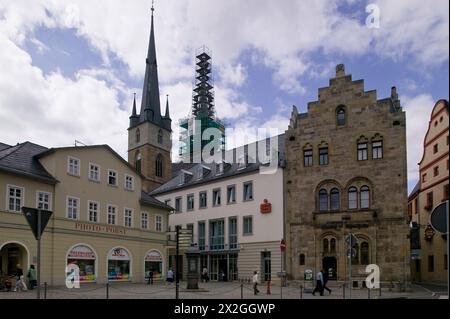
<box><xmin>243</xmin><ymin>182</ymin><xmax>253</xmax><ymax>201</ymax></box>
<box><xmin>155</xmin><ymin>215</ymin><xmax>163</xmax><ymax>232</ymax></box>
<box><xmin>124</xmin><ymin>208</ymin><xmax>133</xmax><ymax>227</ymax></box>
<box><xmin>89</xmin><ymin>163</ymin><xmax>100</xmax><ymax>181</ymax></box>
<box><xmin>107</xmin><ymin>205</ymin><xmax>117</xmax><ymax>225</ymax></box>
<box><xmin>88</xmin><ymin>201</ymin><xmax>99</xmax><ymax>223</ymax></box>
<box><xmin>68</xmin><ymin>157</ymin><xmax>80</xmax><ymax>176</ymax></box>
<box><xmin>227</xmin><ymin>185</ymin><xmax>236</xmax><ymax>204</ymax></box>
<box><xmin>67</xmin><ymin>197</ymin><xmax>79</xmax><ymax>220</ymax></box>
<box><xmin>141</xmin><ymin>212</ymin><xmax>149</xmax><ymax>230</ymax></box>
<box><xmin>108</xmin><ymin>170</ymin><xmax>118</xmax><ymax>186</ymax></box>
<box><xmin>37</xmin><ymin>191</ymin><xmax>51</xmax><ymax>210</ymax></box>
<box><xmin>243</xmin><ymin>216</ymin><xmax>253</xmax><ymax>235</ymax></box>
<box><xmin>125</xmin><ymin>175</ymin><xmax>134</xmax><ymax>191</ymax></box>
<box><xmin>7</xmin><ymin>185</ymin><xmax>23</xmax><ymax>212</ymax></box>
<box><xmin>213</xmin><ymin>188</ymin><xmax>221</xmax><ymax>206</ymax></box>
<box><xmin>187</xmin><ymin>194</ymin><xmax>194</xmax><ymax>211</ymax></box>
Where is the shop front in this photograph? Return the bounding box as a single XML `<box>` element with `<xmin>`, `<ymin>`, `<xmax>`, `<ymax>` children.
<box><xmin>144</xmin><ymin>249</ymin><xmax>163</xmax><ymax>281</ymax></box>
<box><xmin>66</xmin><ymin>244</ymin><xmax>96</xmax><ymax>281</ymax></box>
<box><xmin>107</xmin><ymin>247</ymin><xmax>131</xmax><ymax>281</ymax></box>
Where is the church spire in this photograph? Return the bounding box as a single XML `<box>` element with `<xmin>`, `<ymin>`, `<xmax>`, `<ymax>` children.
<box><xmin>132</xmin><ymin>93</ymin><xmax>137</xmax><ymax>116</ymax></box>
<box><xmin>139</xmin><ymin>1</ymin><xmax>161</xmax><ymax>123</ymax></box>
<box><xmin>164</xmin><ymin>94</ymin><xmax>170</xmax><ymax>118</ymax></box>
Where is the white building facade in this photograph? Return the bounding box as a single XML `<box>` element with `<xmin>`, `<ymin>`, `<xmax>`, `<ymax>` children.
<box><xmin>152</xmin><ymin>144</ymin><xmax>285</xmax><ymax>283</ymax></box>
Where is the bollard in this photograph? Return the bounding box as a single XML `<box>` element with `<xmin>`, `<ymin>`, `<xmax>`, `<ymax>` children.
<box><xmin>300</xmin><ymin>285</ymin><xmax>303</xmax><ymax>299</ymax></box>
<box><xmin>379</xmin><ymin>287</ymin><xmax>382</xmax><ymax>298</ymax></box>
<box><xmin>44</xmin><ymin>282</ymin><xmax>47</xmax><ymax>299</ymax></box>
<box><xmin>342</xmin><ymin>284</ymin><xmax>345</xmax><ymax>299</ymax></box>
<box><xmin>266</xmin><ymin>280</ymin><xmax>271</xmax><ymax>295</ymax></box>
<box><xmin>106</xmin><ymin>282</ymin><xmax>109</xmax><ymax>299</ymax></box>
<box><xmin>241</xmin><ymin>283</ymin><xmax>243</xmax><ymax>299</ymax></box>
<box><xmin>368</xmin><ymin>288</ymin><xmax>371</xmax><ymax>299</ymax></box>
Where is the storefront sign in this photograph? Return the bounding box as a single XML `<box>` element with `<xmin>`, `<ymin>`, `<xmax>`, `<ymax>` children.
<box><xmin>108</xmin><ymin>247</ymin><xmax>130</xmax><ymax>260</ymax></box>
<box><xmin>68</xmin><ymin>245</ymin><xmax>96</xmax><ymax>259</ymax></box>
<box><xmin>75</xmin><ymin>222</ymin><xmax>126</xmax><ymax>235</ymax></box>
<box><xmin>260</xmin><ymin>199</ymin><xmax>272</xmax><ymax>214</ymax></box>
<box><xmin>145</xmin><ymin>250</ymin><xmax>163</xmax><ymax>262</ymax></box>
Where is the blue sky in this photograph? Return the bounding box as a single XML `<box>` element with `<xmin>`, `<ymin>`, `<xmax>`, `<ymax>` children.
<box><xmin>0</xmin><ymin>0</ymin><xmax>448</xmax><ymax>193</ymax></box>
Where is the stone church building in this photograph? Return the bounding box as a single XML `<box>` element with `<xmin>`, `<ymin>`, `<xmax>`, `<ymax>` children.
<box><xmin>285</xmin><ymin>64</ymin><xmax>410</xmax><ymax>286</ymax></box>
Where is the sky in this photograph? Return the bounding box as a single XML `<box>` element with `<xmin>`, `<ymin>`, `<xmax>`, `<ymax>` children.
<box><xmin>0</xmin><ymin>0</ymin><xmax>448</xmax><ymax>193</ymax></box>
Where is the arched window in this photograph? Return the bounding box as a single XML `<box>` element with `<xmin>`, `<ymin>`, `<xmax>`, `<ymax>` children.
<box><xmin>319</xmin><ymin>189</ymin><xmax>328</xmax><ymax>211</ymax></box>
<box><xmin>136</xmin><ymin>128</ymin><xmax>141</xmax><ymax>143</ymax></box>
<box><xmin>323</xmin><ymin>239</ymin><xmax>329</xmax><ymax>253</ymax></box>
<box><xmin>337</xmin><ymin>107</ymin><xmax>346</xmax><ymax>126</ymax></box>
<box><xmin>360</xmin><ymin>242</ymin><xmax>370</xmax><ymax>265</ymax></box>
<box><xmin>330</xmin><ymin>188</ymin><xmax>340</xmax><ymax>210</ymax></box>
<box><xmin>155</xmin><ymin>154</ymin><xmax>163</xmax><ymax>177</ymax></box>
<box><xmin>330</xmin><ymin>238</ymin><xmax>336</xmax><ymax>254</ymax></box>
<box><xmin>135</xmin><ymin>153</ymin><xmax>142</xmax><ymax>174</ymax></box>
<box><xmin>157</xmin><ymin>129</ymin><xmax>163</xmax><ymax>144</ymax></box>
<box><xmin>348</xmin><ymin>187</ymin><xmax>357</xmax><ymax>209</ymax></box>
<box><xmin>360</xmin><ymin>186</ymin><xmax>370</xmax><ymax>209</ymax></box>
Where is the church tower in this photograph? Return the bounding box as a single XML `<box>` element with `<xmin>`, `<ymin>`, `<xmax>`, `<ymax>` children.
<box><xmin>128</xmin><ymin>5</ymin><xmax>172</xmax><ymax>192</ymax></box>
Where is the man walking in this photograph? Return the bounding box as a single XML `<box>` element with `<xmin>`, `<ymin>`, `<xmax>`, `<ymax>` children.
<box><xmin>323</xmin><ymin>269</ymin><xmax>332</xmax><ymax>295</ymax></box>
<box><xmin>27</xmin><ymin>265</ymin><xmax>37</xmax><ymax>290</ymax></box>
<box><xmin>312</xmin><ymin>269</ymin><xmax>324</xmax><ymax>296</ymax></box>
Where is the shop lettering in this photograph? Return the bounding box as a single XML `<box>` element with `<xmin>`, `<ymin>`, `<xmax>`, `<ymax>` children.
<box><xmin>75</xmin><ymin>223</ymin><xmax>126</xmax><ymax>235</ymax></box>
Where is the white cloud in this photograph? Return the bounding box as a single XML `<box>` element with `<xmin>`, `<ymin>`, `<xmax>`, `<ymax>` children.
<box><xmin>219</xmin><ymin>63</ymin><xmax>247</xmax><ymax>87</ymax></box>
<box><xmin>0</xmin><ymin>33</ymin><xmax>129</xmax><ymax>158</ymax></box>
<box><xmin>402</xmin><ymin>94</ymin><xmax>436</xmax><ymax>183</ymax></box>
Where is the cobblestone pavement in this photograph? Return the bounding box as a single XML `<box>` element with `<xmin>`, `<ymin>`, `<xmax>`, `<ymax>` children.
<box><xmin>0</xmin><ymin>281</ymin><xmax>446</xmax><ymax>299</ymax></box>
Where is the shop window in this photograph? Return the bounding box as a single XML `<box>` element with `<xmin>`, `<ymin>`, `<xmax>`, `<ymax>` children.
<box><xmin>108</xmin><ymin>247</ymin><xmax>131</xmax><ymax>280</ymax></box>
<box><xmin>144</xmin><ymin>250</ymin><xmax>163</xmax><ymax>281</ymax></box>
<box><xmin>67</xmin><ymin>245</ymin><xmax>96</xmax><ymax>282</ymax></box>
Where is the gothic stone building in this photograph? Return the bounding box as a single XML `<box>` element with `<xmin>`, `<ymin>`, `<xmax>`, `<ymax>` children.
<box><xmin>285</xmin><ymin>64</ymin><xmax>410</xmax><ymax>286</ymax></box>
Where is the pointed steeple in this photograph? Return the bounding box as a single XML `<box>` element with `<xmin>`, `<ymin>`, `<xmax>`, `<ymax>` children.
<box><xmin>164</xmin><ymin>94</ymin><xmax>170</xmax><ymax>118</ymax></box>
<box><xmin>132</xmin><ymin>93</ymin><xmax>137</xmax><ymax>116</ymax></box>
<box><xmin>129</xmin><ymin>93</ymin><xmax>139</xmax><ymax>127</ymax></box>
<box><xmin>139</xmin><ymin>2</ymin><xmax>162</xmax><ymax>123</ymax></box>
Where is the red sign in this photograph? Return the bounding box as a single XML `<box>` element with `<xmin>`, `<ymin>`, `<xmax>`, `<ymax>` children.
<box><xmin>260</xmin><ymin>199</ymin><xmax>272</xmax><ymax>214</ymax></box>
<box><xmin>280</xmin><ymin>239</ymin><xmax>286</xmax><ymax>251</ymax></box>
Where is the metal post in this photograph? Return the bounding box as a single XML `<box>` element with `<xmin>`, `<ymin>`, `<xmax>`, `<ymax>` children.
<box><xmin>241</xmin><ymin>283</ymin><xmax>243</xmax><ymax>299</ymax></box>
<box><xmin>300</xmin><ymin>285</ymin><xmax>303</xmax><ymax>299</ymax></box>
<box><xmin>280</xmin><ymin>282</ymin><xmax>282</xmax><ymax>299</ymax></box>
<box><xmin>37</xmin><ymin>209</ymin><xmax>41</xmax><ymax>299</ymax></box>
<box><xmin>348</xmin><ymin>232</ymin><xmax>352</xmax><ymax>300</ymax></box>
<box><xmin>342</xmin><ymin>283</ymin><xmax>345</xmax><ymax>299</ymax></box>
<box><xmin>368</xmin><ymin>287</ymin><xmax>371</xmax><ymax>299</ymax></box>
<box><xmin>176</xmin><ymin>226</ymin><xmax>180</xmax><ymax>300</ymax></box>
<box><xmin>106</xmin><ymin>282</ymin><xmax>109</xmax><ymax>299</ymax></box>
<box><xmin>44</xmin><ymin>282</ymin><xmax>47</xmax><ymax>299</ymax></box>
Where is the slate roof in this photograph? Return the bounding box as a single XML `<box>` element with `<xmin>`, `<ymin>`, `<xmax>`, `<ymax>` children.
<box><xmin>0</xmin><ymin>142</ymin><xmax>57</xmax><ymax>184</ymax></box>
<box><xmin>140</xmin><ymin>191</ymin><xmax>174</xmax><ymax>210</ymax></box>
<box><xmin>151</xmin><ymin>135</ymin><xmax>286</xmax><ymax>196</ymax></box>
<box><xmin>408</xmin><ymin>181</ymin><xmax>420</xmax><ymax>201</ymax></box>
<box><xmin>0</xmin><ymin>143</ymin><xmax>11</xmax><ymax>151</ymax></box>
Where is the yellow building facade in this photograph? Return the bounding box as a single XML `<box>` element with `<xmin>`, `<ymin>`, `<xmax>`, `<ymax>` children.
<box><xmin>0</xmin><ymin>143</ymin><xmax>172</xmax><ymax>286</ymax></box>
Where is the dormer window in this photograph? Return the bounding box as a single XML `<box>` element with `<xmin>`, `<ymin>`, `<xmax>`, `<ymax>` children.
<box><xmin>238</xmin><ymin>155</ymin><xmax>247</xmax><ymax>170</ymax></box>
<box><xmin>216</xmin><ymin>162</ymin><xmax>224</xmax><ymax>175</ymax></box>
<box><xmin>179</xmin><ymin>170</ymin><xmax>193</xmax><ymax>185</ymax></box>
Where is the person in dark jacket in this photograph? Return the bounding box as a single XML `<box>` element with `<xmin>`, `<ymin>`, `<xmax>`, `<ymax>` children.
<box><xmin>323</xmin><ymin>269</ymin><xmax>332</xmax><ymax>295</ymax></box>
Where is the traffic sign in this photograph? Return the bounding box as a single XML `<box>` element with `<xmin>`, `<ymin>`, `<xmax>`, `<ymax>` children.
<box><xmin>280</xmin><ymin>239</ymin><xmax>286</xmax><ymax>251</ymax></box>
<box><xmin>430</xmin><ymin>201</ymin><xmax>448</xmax><ymax>234</ymax></box>
<box><xmin>345</xmin><ymin>234</ymin><xmax>358</xmax><ymax>247</ymax></box>
<box><xmin>21</xmin><ymin>207</ymin><xmax>53</xmax><ymax>240</ymax></box>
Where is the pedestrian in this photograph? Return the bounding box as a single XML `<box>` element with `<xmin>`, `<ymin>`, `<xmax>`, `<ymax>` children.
<box><xmin>252</xmin><ymin>271</ymin><xmax>260</xmax><ymax>295</ymax></box>
<box><xmin>312</xmin><ymin>269</ymin><xmax>324</xmax><ymax>296</ymax></box>
<box><xmin>27</xmin><ymin>265</ymin><xmax>37</xmax><ymax>290</ymax></box>
<box><xmin>323</xmin><ymin>269</ymin><xmax>332</xmax><ymax>295</ymax></box>
<box><xmin>13</xmin><ymin>264</ymin><xmax>25</xmax><ymax>292</ymax></box>
<box><xmin>219</xmin><ymin>269</ymin><xmax>225</xmax><ymax>282</ymax></box>
<box><xmin>148</xmin><ymin>269</ymin><xmax>154</xmax><ymax>285</ymax></box>
<box><xmin>202</xmin><ymin>267</ymin><xmax>209</xmax><ymax>283</ymax></box>
<box><xmin>166</xmin><ymin>268</ymin><xmax>174</xmax><ymax>283</ymax></box>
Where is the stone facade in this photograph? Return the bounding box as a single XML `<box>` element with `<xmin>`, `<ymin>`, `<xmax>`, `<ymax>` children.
<box><xmin>285</xmin><ymin>64</ymin><xmax>410</xmax><ymax>286</ymax></box>
<box><xmin>408</xmin><ymin>99</ymin><xmax>449</xmax><ymax>283</ymax></box>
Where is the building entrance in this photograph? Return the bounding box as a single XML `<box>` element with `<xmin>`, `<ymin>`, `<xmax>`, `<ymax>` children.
<box><xmin>322</xmin><ymin>257</ymin><xmax>337</xmax><ymax>280</ymax></box>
